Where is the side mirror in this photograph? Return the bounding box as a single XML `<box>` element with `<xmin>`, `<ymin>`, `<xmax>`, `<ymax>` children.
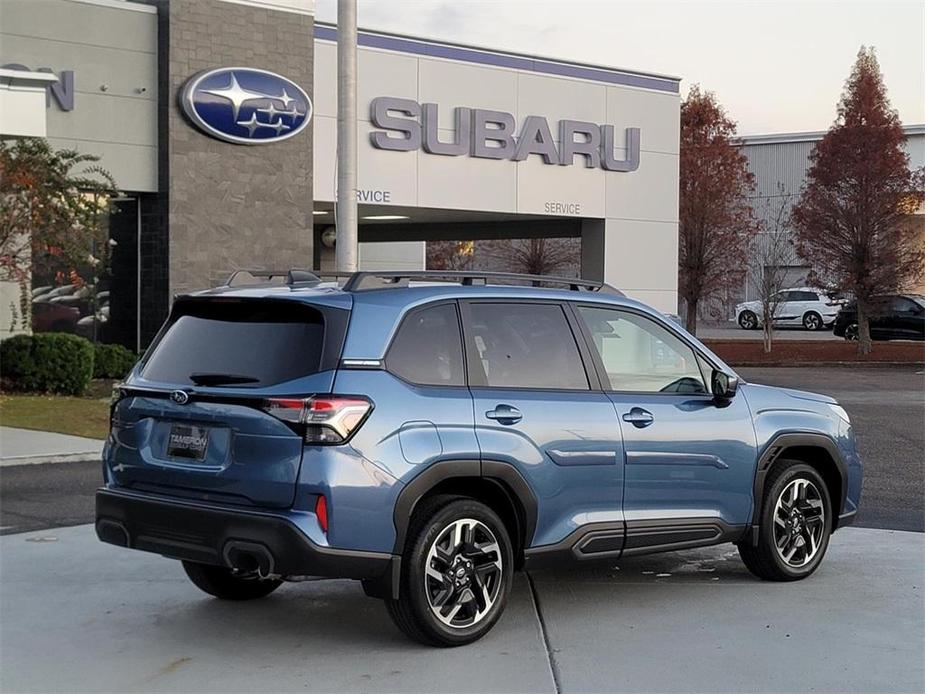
<box><xmin>712</xmin><ymin>370</ymin><xmax>739</xmax><ymax>401</ymax></box>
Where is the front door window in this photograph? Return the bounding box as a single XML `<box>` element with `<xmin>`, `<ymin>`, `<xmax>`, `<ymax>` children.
<box><xmin>576</xmin><ymin>306</ymin><xmax>707</xmax><ymax>394</ymax></box>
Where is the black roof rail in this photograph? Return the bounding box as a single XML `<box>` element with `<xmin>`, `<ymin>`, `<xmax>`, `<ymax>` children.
<box><xmin>340</xmin><ymin>270</ymin><xmax>624</xmax><ymax>295</ymax></box>
<box><xmin>224</xmin><ymin>269</ymin><xmax>320</xmax><ymax>287</ymax></box>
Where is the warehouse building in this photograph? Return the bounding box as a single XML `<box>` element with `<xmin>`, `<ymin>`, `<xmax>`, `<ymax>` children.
<box><xmin>1</xmin><ymin>0</ymin><xmax>681</xmax><ymax>348</ymax></box>
<box><xmin>727</xmin><ymin>125</ymin><xmax>925</xmax><ymax>313</ymax></box>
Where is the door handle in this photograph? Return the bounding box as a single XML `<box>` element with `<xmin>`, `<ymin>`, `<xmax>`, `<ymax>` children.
<box><xmin>485</xmin><ymin>405</ymin><xmax>523</xmax><ymax>424</ymax></box>
<box><xmin>622</xmin><ymin>407</ymin><xmax>654</xmax><ymax>428</ymax></box>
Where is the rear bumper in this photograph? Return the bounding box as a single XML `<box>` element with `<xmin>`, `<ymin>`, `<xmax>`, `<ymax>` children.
<box><xmin>95</xmin><ymin>488</ymin><xmax>393</xmax><ymax>580</ymax></box>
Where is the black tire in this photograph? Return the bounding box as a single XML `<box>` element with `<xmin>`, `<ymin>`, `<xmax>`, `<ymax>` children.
<box><xmin>738</xmin><ymin>310</ymin><xmax>758</xmax><ymax>330</ymax></box>
<box><xmin>802</xmin><ymin>311</ymin><xmax>824</xmax><ymax>331</ymax></box>
<box><xmin>844</xmin><ymin>323</ymin><xmax>859</xmax><ymax>341</ymax></box>
<box><xmin>385</xmin><ymin>496</ymin><xmax>513</xmax><ymax>647</ymax></box>
<box><xmin>738</xmin><ymin>461</ymin><xmax>832</xmax><ymax>581</ymax></box>
<box><xmin>182</xmin><ymin>561</ymin><xmax>283</xmax><ymax>600</ymax></box>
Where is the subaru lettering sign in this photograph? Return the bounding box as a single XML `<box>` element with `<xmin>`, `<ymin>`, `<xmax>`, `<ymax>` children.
<box><xmin>369</xmin><ymin>96</ymin><xmax>639</xmax><ymax>172</ymax></box>
<box><xmin>180</xmin><ymin>67</ymin><xmax>312</xmax><ymax>145</ymax></box>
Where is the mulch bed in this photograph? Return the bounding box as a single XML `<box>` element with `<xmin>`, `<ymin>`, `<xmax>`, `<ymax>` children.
<box><xmin>703</xmin><ymin>339</ymin><xmax>925</xmax><ymax>366</ymax></box>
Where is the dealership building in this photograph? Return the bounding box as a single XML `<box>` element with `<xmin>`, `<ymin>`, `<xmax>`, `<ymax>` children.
<box><xmin>1</xmin><ymin>0</ymin><xmax>681</xmax><ymax>347</ymax></box>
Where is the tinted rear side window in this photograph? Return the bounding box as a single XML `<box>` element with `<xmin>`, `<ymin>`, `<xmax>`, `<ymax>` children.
<box><xmin>387</xmin><ymin>303</ymin><xmax>465</xmax><ymax>386</ymax></box>
<box><xmin>466</xmin><ymin>303</ymin><xmax>588</xmax><ymax>390</ymax></box>
<box><xmin>892</xmin><ymin>297</ymin><xmax>918</xmax><ymax>313</ymax></box>
<box><xmin>142</xmin><ymin>300</ymin><xmax>325</xmax><ymax>386</ymax></box>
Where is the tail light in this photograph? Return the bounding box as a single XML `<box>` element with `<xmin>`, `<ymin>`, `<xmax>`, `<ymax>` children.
<box><xmin>315</xmin><ymin>494</ymin><xmax>329</xmax><ymax>533</ymax></box>
<box><xmin>262</xmin><ymin>395</ymin><xmax>373</xmax><ymax>444</ymax></box>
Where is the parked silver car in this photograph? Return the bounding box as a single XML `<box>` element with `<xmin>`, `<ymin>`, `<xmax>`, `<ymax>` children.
<box><xmin>736</xmin><ymin>288</ymin><xmax>842</xmax><ymax>331</ymax></box>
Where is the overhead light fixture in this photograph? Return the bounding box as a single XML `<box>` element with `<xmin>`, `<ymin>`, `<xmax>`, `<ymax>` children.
<box><xmin>361</xmin><ymin>215</ymin><xmax>409</xmax><ymax>221</ymax></box>
<box><xmin>313</xmin><ymin>210</ymin><xmax>328</xmax><ymax>216</ymax></box>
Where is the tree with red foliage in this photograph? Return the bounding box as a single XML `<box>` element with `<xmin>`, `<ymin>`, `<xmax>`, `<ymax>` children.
<box><xmin>792</xmin><ymin>47</ymin><xmax>925</xmax><ymax>355</ymax></box>
<box><xmin>679</xmin><ymin>85</ymin><xmax>757</xmax><ymax>334</ymax></box>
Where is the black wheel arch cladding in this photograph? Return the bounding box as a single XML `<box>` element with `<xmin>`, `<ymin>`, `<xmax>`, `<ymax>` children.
<box><xmin>391</xmin><ymin>459</ymin><xmax>538</xmax><ymax>559</ymax></box>
<box><xmin>749</xmin><ymin>433</ymin><xmax>848</xmax><ymax>544</ymax></box>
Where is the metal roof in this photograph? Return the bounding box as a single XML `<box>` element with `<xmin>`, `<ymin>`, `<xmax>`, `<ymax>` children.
<box><xmin>737</xmin><ymin>123</ymin><xmax>925</xmax><ymax>146</ymax></box>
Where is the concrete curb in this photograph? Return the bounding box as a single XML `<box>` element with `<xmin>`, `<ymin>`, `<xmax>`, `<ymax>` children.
<box><xmin>0</xmin><ymin>453</ymin><xmax>100</xmax><ymax>467</ymax></box>
<box><xmin>0</xmin><ymin>427</ymin><xmax>104</xmax><ymax>467</ymax></box>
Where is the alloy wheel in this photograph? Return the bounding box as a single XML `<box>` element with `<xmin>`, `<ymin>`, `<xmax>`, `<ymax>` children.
<box><xmin>424</xmin><ymin>518</ymin><xmax>503</xmax><ymax>628</ymax></box>
<box><xmin>804</xmin><ymin>313</ymin><xmax>822</xmax><ymax>330</ymax></box>
<box><xmin>845</xmin><ymin>324</ymin><xmax>859</xmax><ymax>341</ymax></box>
<box><xmin>773</xmin><ymin>478</ymin><xmax>826</xmax><ymax>568</ymax></box>
<box><xmin>739</xmin><ymin>311</ymin><xmax>757</xmax><ymax>330</ymax></box>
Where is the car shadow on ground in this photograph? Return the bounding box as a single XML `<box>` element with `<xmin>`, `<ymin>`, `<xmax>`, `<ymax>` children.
<box><xmin>135</xmin><ymin>544</ymin><xmax>749</xmax><ymax>653</ymax></box>
<box><xmin>150</xmin><ymin>543</ymin><xmax>758</xmax><ymax>646</ymax></box>
<box><xmin>148</xmin><ymin>575</ymin><xmax>411</xmax><ymax>649</ymax></box>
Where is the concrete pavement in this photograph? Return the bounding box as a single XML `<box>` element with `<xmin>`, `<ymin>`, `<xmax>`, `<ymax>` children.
<box><xmin>0</xmin><ymin>427</ymin><xmax>103</xmax><ymax>466</ymax></box>
<box><xmin>0</xmin><ymin>524</ymin><xmax>552</xmax><ymax>694</ymax></box>
<box><xmin>531</xmin><ymin>529</ymin><xmax>925</xmax><ymax>693</ymax></box>
<box><xmin>1</xmin><ymin>524</ymin><xmax>922</xmax><ymax>693</ymax></box>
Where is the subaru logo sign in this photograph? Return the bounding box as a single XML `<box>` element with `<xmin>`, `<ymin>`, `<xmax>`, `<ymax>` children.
<box><xmin>170</xmin><ymin>390</ymin><xmax>190</xmax><ymax>405</ymax></box>
<box><xmin>180</xmin><ymin>67</ymin><xmax>312</xmax><ymax>145</ymax></box>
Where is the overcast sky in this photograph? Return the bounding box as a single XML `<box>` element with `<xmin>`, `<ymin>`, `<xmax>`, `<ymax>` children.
<box><xmin>314</xmin><ymin>0</ymin><xmax>924</xmax><ymax>136</ymax></box>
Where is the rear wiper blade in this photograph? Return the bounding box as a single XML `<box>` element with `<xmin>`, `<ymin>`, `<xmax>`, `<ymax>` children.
<box><xmin>189</xmin><ymin>372</ymin><xmax>260</xmax><ymax>386</ymax></box>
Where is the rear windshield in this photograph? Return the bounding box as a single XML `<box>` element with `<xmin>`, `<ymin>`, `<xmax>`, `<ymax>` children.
<box><xmin>142</xmin><ymin>299</ymin><xmax>325</xmax><ymax>386</ymax></box>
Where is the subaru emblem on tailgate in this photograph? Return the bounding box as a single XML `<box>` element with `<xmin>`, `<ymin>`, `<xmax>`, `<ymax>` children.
<box><xmin>180</xmin><ymin>67</ymin><xmax>312</xmax><ymax>145</ymax></box>
<box><xmin>170</xmin><ymin>390</ymin><xmax>189</xmax><ymax>405</ymax></box>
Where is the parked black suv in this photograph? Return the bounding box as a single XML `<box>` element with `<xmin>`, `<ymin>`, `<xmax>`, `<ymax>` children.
<box><xmin>833</xmin><ymin>294</ymin><xmax>925</xmax><ymax>341</ymax></box>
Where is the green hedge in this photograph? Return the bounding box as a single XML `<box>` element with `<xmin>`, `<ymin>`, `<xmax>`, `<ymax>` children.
<box><xmin>94</xmin><ymin>343</ymin><xmax>137</xmax><ymax>379</ymax></box>
<box><xmin>1</xmin><ymin>333</ymin><xmax>95</xmax><ymax>395</ymax></box>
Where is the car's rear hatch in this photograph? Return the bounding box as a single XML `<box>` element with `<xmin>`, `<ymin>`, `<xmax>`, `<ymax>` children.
<box><xmin>106</xmin><ymin>294</ymin><xmax>349</xmax><ymax>509</ymax></box>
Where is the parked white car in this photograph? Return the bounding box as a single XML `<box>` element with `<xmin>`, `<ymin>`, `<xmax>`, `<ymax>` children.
<box><xmin>735</xmin><ymin>288</ymin><xmax>841</xmax><ymax>331</ymax></box>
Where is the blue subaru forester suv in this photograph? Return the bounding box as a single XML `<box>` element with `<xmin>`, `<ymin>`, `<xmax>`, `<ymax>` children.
<box><xmin>97</xmin><ymin>270</ymin><xmax>862</xmax><ymax>646</ymax></box>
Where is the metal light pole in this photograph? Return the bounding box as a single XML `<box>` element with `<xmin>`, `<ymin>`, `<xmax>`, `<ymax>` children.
<box><xmin>335</xmin><ymin>0</ymin><xmax>358</xmax><ymax>273</ymax></box>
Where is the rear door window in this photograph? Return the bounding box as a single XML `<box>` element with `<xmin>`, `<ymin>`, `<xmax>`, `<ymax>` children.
<box><xmin>892</xmin><ymin>297</ymin><xmax>918</xmax><ymax>314</ymax></box>
<box><xmin>142</xmin><ymin>299</ymin><xmax>327</xmax><ymax>386</ymax></box>
<box><xmin>465</xmin><ymin>303</ymin><xmax>589</xmax><ymax>390</ymax></box>
<box><xmin>387</xmin><ymin>303</ymin><xmax>465</xmax><ymax>386</ymax></box>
